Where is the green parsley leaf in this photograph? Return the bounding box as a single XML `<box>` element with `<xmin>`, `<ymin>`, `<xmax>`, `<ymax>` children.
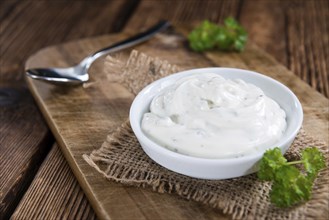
<box><xmin>188</xmin><ymin>20</ymin><xmax>219</xmax><ymax>52</ymax></box>
<box><xmin>257</xmin><ymin>147</ymin><xmax>287</xmax><ymax>181</ymax></box>
<box><xmin>302</xmin><ymin>147</ymin><xmax>325</xmax><ymax>179</ymax></box>
<box><xmin>257</xmin><ymin>146</ymin><xmax>326</xmax><ymax>208</ymax></box>
<box><xmin>188</xmin><ymin>17</ymin><xmax>248</xmax><ymax>52</ymax></box>
<box><xmin>270</xmin><ymin>166</ymin><xmax>312</xmax><ymax>207</ymax></box>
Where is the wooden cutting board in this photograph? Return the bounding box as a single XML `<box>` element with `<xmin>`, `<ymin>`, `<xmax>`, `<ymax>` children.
<box><xmin>25</xmin><ymin>28</ymin><xmax>328</xmax><ymax>220</ymax></box>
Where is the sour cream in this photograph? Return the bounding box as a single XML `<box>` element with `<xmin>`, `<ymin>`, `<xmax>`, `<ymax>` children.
<box><xmin>141</xmin><ymin>73</ymin><xmax>287</xmax><ymax>159</ymax></box>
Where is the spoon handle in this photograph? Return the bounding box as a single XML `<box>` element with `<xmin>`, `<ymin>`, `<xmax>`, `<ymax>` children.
<box><xmin>85</xmin><ymin>20</ymin><xmax>171</xmax><ymax>67</ymax></box>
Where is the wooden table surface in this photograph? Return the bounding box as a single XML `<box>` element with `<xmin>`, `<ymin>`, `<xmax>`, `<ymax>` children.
<box><xmin>1</xmin><ymin>0</ymin><xmax>328</xmax><ymax>219</ymax></box>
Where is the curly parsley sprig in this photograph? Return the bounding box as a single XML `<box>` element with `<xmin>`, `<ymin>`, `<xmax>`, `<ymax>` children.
<box><xmin>258</xmin><ymin>147</ymin><xmax>325</xmax><ymax>207</ymax></box>
<box><xmin>188</xmin><ymin>17</ymin><xmax>248</xmax><ymax>52</ymax></box>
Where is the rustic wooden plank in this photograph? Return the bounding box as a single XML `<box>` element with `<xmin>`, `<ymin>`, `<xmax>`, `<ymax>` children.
<box><xmin>0</xmin><ymin>0</ymin><xmax>139</xmax><ymax>219</ymax></box>
<box><xmin>123</xmin><ymin>0</ymin><xmax>242</xmax><ymax>31</ymax></box>
<box><xmin>0</xmin><ymin>96</ymin><xmax>52</xmax><ymax>220</ymax></box>
<box><xmin>1</xmin><ymin>0</ymin><xmax>139</xmax><ymax>81</ymax></box>
<box><xmin>0</xmin><ymin>0</ymin><xmax>20</xmax><ymax>21</ymax></box>
<box><xmin>285</xmin><ymin>0</ymin><xmax>329</xmax><ymax>98</ymax></box>
<box><xmin>11</xmin><ymin>144</ymin><xmax>97</xmax><ymax>220</ymax></box>
<box><xmin>239</xmin><ymin>0</ymin><xmax>288</xmax><ymax>66</ymax></box>
<box><xmin>0</xmin><ymin>1</ymin><xmax>55</xmax><ymax>215</ymax></box>
<box><xmin>238</xmin><ymin>0</ymin><xmax>329</xmax><ymax>98</ymax></box>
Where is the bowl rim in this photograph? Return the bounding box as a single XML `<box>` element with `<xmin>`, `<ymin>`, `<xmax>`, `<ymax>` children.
<box><xmin>129</xmin><ymin>67</ymin><xmax>303</xmax><ymax>164</ymax></box>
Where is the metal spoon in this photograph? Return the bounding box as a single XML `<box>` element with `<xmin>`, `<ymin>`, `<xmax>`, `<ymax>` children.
<box><xmin>26</xmin><ymin>20</ymin><xmax>170</xmax><ymax>85</ymax></box>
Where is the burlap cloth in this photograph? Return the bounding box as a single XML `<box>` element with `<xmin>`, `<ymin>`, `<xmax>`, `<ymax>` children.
<box><xmin>83</xmin><ymin>50</ymin><xmax>329</xmax><ymax>220</ymax></box>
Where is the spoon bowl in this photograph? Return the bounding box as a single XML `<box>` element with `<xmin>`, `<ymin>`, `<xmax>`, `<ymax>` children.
<box><xmin>26</xmin><ymin>66</ymin><xmax>88</xmax><ymax>85</ymax></box>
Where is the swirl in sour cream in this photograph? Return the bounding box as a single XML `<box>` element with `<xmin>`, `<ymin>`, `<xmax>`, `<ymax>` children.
<box><xmin>142</xmin><ymin>73</ymin><xmax>286</xmax><ymax>159</ymax></box>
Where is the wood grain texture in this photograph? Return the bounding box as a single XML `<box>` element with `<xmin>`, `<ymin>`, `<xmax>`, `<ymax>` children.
<box><xmin>240</xmin><ymin>0</ymin><xmax>329</xmax><ymax>98</ymax></box>
<box><xmin>24</xmin><ymin>27</ymin><xmax>328</xmax><ymax>219</ymax></box>
<box><xmin>11</xmin><ymin>144</ymin><xmax>97</xmax><ymax>220</ymax></box>
<box><xmin>124</xmin><ymin>0</ymin><xmax>242</xmax><ymax>30</ymax></box>
<box><xmin>0</xmin><ymin>0</ymin><xmax>138</xmax><ymax>218</ymax></box>
<box><xmin>285</xmin><ymin>0</ymin><xmax>329</xmax><ymax>98</ymax></box>
<box><xmin>0</xmin><ymin>97</ymin><xmax>52</xmax><ymax>220</ymax></box>
<box><xmin>0</xmin><ymin>0</ymin><xmax>139</xmax><ymax>81</ymax></box>
<box><xmin>0</xmin><ymin>51</ymin><xmax>53</xmax><ymax>220</ymax></box>
<box><xmin>239</xmin><ymin>0</ymin><xmax>288</xmax><ymax>66</ymax></box>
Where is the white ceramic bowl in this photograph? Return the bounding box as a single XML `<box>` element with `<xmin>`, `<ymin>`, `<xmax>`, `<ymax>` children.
<box><xmin>129</xmin><ymin>68</ymin><xmax>303</xmax><ymax>179</ymax></box>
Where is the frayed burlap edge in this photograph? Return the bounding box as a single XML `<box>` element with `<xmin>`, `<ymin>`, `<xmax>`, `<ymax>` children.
<box><xmin>83</xmin><ymin>50</ymin><xmax>329</xmax><ymax>219</ymax></box>
<box><xmin>102</xmin><ymin>50</ymin><xmax>181</xmax><ymax>95</ymax></box>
